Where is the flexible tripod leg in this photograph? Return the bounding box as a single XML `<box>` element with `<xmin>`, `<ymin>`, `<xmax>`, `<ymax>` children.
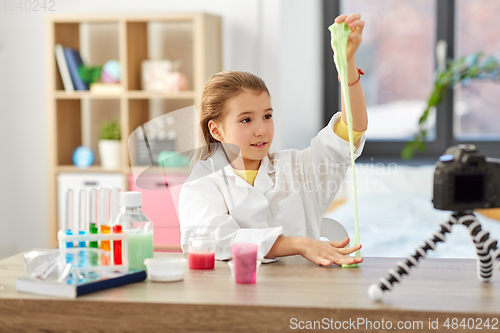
<box><xmin>367</xmin><ymin>218</ymin><xmax>454</xmax><ymax>301</ymax></box>
<box><xmin>453</xmin><ymin>213</ymin><xmax>497</xmax><ymax>282</ymax></box>
<box><xmin>368</xmin><ymin>212</ymin><xmax>500</xmax><ymax>301</ymax></box>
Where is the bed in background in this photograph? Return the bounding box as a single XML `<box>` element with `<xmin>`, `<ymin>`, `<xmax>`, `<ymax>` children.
<box><xmin>325</xmin><ymin>163</ymin><xmax>500</xmax><ymax>259</ymax></box>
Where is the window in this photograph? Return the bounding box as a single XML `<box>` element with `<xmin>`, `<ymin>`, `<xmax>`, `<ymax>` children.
<box><xmin>323</xmin><ymin>0</ymin><xmax>500</xmax><ymax>160</ymax></box>
<box><xmin>454</xmin><ymin>0</ymin><xmax>500</xmax><ymax>140</ymax></box>
<box><xmin>341</xmin><ymin>0</ymin><xmax>436</xmax><ymax>141</ymax></box>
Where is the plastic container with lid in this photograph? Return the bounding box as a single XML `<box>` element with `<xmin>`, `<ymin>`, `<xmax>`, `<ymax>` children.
<box><xmin>188</xmin><ymin>232</ymin><xmax>215</xmax><ymax>269</ymax></box>
<box><xmin>112</xmin><ymin>192</ymin><xmax>153</xmax><ymax>271</ymax></box>
<box><xmin>144</xmin><ymin>258</ymin><xmax>187</xmax><ymax>282</ymax></box>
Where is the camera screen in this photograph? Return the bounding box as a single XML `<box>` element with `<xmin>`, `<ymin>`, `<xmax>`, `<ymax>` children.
<box><xmin>454</xmin><ymin>174</ymin><xmax>485</xmax><ymax>204</ymax></box>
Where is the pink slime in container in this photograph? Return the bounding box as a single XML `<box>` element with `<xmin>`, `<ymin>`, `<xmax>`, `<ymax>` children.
<box><xmin>188</xmin><ymin>232</ymin><xmax>215</xmax><ymax>269</ymax></box>
<box><xmin>231</xmin><ymin>243</ymin><xmax>258</xmax><ymax>284</ymax></box>
<box><xmin>188</xmin><ymin>252</ymin><xmax>215</xmax><ymax>269</ymax></box>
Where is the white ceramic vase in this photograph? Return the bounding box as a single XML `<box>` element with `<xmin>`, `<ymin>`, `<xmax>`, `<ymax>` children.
<box><xmin>98</xmin><ymin>140</ymin><xmax>121</xmax><ymax>169</ymax></box>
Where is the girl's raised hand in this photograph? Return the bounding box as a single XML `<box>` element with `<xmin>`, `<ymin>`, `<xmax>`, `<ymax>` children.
<box><xmin>332</xmin><ymin>13</ymin><xmax>365</xmax><ymax>62</ymax></box>
<box><xmin>300</xmin><ymin>237</ymin><xmax>363</xmax><ymax>266</ymax></box>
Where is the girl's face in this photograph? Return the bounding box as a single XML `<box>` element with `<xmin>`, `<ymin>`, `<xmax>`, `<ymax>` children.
<box><xmin>209</xmin><ymin>89</ymin><xmax>274</xmax><ymax>170</ymax></box>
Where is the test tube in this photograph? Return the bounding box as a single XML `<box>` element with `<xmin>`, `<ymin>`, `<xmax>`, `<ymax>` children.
<box><xmin>100</xmin><ymin>188</ymin><xmax>111</xmax><ymax>265</ymax></box>
<box><xmin>76</xmin><ymin>189</ymin><xmax>88</xmax><ymax>275</ymax></box>
<box><xmin>63</xmin><ymin>189</ymin><xmax>74</xmax><ymax>245</ymax></box>
<box><xmin>88</xmin><ymin>188</ymin><xmax>98</xmax><ymax>266</ymax></box>
<box><xmin>78</xmin><ymin>189</ymin><xmax>87</xmax><ymax>248</ymax></box>
<box><xmin>111</xmin><ymin>188</ymin><xmax>123</xmax><ymax>265</ymax></box>
<box><xmin>89</xmin><ymin>188</ymin><xmax>99</xmax><ymax>228</ymax></box>
<box><xmin>77</xmin><ymin>189</ymin><xmax>87</xmax><ymax>265</ymax></box>
<box><xmin>64</xmin><ymin>189</ymin><xmax>75</xmax><ymax>273</ymax></box>
<box><xmin>110</xmin><ymin>187</ymin><xmax>121</xmax><ymax>225</ymax></box>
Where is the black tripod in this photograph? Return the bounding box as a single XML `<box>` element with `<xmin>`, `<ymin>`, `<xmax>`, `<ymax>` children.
<box><xmin>368</xmin><ymin>211</ymin><xmax>500</xmax><ymax>301</ymax></box>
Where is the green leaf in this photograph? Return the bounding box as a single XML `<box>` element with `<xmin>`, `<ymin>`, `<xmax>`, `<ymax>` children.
<box><xmin>78</xmin><ymin>65</ymin><xmax>103</xmax><ymax>85</ymax></box>
<box><xmin>483</xmin><ymin>56</ymin><xmax>499</xmax><ymax>71</ymax></box>
<box><xmin>99</xmin><ymin>120</ymin><xmax>121</xmax><ymax>140</ymax></box>
<box><xmin>468</xmin><ymin>67</ymin><xmax>480</xmax><ymax>78</ymax></box>
<box><xmin>401</xmin><ymin>142</ymin><xmax>415</xmax><ymax>160</ymax></box>
<box><xmin>437</xmin><ymin>71</ymin><xmax>453</xmax><ymax>86</ymax></box>
<box><xmin>428</xmin><ymin>87</ymin><xmax>445</xmax><ymax>106</ymax></box>
<box><xmin>419</xmin><ymin>109</ymin><xmax>430</xmax><ymax>124</ymax></box>
<box><xmin>417</xmin><ymin>140</ymin><xmax>426</xmax><ymax>151</ymax></box>
<box><xmin>403</xmin><ymin>51</ymin><xmax>500</xmax><ymax>160</ymax></box>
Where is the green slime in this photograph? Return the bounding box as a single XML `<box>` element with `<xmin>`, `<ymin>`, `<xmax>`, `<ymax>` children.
<box><xmin>328</xmin><ymin>22</ymin><xmax>361</xmax><ymax>268</ymax></box>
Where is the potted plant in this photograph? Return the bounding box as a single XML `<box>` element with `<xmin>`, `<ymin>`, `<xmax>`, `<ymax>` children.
<box><xmin>98</xmin><ymin>120</ymin><xmax>121</xmax><ymax>169</ymax></box>
<box><xmin>402</xmin><ymin>52</ymin><xmax>500</xmax><ymax>160</ymax></box>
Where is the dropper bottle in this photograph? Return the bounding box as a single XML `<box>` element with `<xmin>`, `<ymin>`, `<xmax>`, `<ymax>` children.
<box><xmin>112</xmin><ymin>192</ymin><xmax>154</xmax><ymax>271</ymax></box>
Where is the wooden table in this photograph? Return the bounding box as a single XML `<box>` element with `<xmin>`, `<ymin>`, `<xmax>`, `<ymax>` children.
<box><xmin>0</xmin><ymin>252</ymin><xmax>499</xmax><ymax>332</ymax></box>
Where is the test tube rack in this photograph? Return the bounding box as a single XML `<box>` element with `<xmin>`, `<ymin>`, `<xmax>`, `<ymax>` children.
<box><xmin>57</xmin><ymin>230</ymin><xmax>129</xmax><ymax>274</ymax></box>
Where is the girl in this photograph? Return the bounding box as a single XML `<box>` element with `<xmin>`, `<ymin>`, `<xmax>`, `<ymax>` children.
<box><xmin>179</xmin><ymin>13</ymin><xmax>367</xmax><ymax>266</ymax></box>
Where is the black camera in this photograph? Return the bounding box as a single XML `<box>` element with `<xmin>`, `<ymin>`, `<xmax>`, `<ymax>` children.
<box><xmin>433</xmin><ymin>144</ymin><xmax>500</xmax><ymax>212</ymax></box>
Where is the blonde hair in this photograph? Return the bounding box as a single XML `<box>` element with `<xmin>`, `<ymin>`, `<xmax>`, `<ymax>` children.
<box><xmin>190</xmin><ymin>71</ymin><xmax>271</xmax><ymax>169</ymax></box>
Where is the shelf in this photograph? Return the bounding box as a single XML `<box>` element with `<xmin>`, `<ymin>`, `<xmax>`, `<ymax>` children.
<box><xmin>56</xmin><ymin>165</ymin><xmax>124</xmax><ymax>173</ymax></box>
<box><xmin>54</xmin><ymin>90</ymin><xmax>196</xmax><ymax>99</ymax></box>
<box><xmin>56</xmin><ymin>165</ymin><xmax>190</xmax><ymax>175</ymax></box>
<box><xmin>48</xmin><ymin>13</ymin><xmax>199</xmax><ymax>23</ymax></box>
<box><xmin>47</xmin><ymin>13</ymin><xmax>221</xmax><ymax>249</ymax></box>
<box><xmin>54</xmin><ymin>91</ymin><xmax>122</xmax><ymax>99</ymax></box>
<box><xmin>127</xmin><ymin>90</ymin><xmax>195</xmax><ymax>99</ymax></box>
<box><xmin>127</xmin><ymin>166</ymin><xmax>190</xmax><ymax>176</ymax></box>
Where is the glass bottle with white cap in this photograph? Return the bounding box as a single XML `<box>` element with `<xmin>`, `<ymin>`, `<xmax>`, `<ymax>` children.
<box><xmin>112</xmin><ymin>191</ymin><xmax>154</xmax><ymax>271</ymax></box>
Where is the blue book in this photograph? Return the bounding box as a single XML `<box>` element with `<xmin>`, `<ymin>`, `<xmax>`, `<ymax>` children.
<box><xmin>64</xmin><ymin>48</ymin><xmax>89</xmax><ymax>91</ymax></box>
<box><xmin>16</xmin><ymin>270</ymin><xmax>146</xmax><ymax>298</ymax></box>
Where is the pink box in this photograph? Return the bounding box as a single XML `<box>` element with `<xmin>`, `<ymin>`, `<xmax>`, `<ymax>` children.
<box><xmin>129</xmin><ymin>174</ymin><xmax>187</xmax><ymax>250</ymax></box>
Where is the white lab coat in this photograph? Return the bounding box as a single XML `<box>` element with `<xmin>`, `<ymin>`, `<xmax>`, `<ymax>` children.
<box><xmin>179</xmin><ymin>112</ymin><xmax>366</xmax><ymax>262</ymax></box>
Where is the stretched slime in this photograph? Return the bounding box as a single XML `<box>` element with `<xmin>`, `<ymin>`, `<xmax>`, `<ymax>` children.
<box><xmin>328</xmin><ymin>21</ymin><xmax>361</xmax><ymax>268</ymax></box>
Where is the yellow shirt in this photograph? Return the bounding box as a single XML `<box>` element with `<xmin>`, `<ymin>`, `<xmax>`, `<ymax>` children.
<box><xmin>233</xmin><ymin>169</ymin><xmax>259</xmax><ymax>186</ymax></box>
<box><xmin>233</xmin><ymin>117</ymin><xmax>365</xmax><ymax>186</ymax></box>
<box><xmin>334</xmin><ymin>117</ymin><xmax>365</xmax><ymax>144</ymax></box>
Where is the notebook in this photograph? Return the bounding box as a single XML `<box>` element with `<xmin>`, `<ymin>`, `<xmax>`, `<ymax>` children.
<box><xmin>16</xmin><ymin>270</ymin><xmax>146</xmax><ymax>298</ymax></box>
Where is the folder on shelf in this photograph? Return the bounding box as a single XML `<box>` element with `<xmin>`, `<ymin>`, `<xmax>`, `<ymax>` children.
<box><xmin>54</xmin><ymin>44</ymin><xmax>74</xmax><ymax>92</ymax></box>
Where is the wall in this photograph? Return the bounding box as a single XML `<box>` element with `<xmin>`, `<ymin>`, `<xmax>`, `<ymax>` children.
<box><xmin>0</xmin><ymin>0</ymin><xmax>322</xmax><ymax>259</ymax></box>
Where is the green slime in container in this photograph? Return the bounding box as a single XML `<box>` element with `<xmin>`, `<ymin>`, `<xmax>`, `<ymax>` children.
<box><xmin>126</xmin><ymin>229</ymin><xmax>154</xmax><ymax>271</ymax></box>
<box><xmin>328</xmin><ymin>21</ymin><xmax>361</xmax><ymax>268</ymax></box>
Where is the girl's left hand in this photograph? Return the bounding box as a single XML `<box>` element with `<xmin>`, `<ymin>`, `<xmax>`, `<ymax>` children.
<box><xmin>332</xmin><ymin>13</ymin><xmax>365</xmax><ymax>62</ymax></box>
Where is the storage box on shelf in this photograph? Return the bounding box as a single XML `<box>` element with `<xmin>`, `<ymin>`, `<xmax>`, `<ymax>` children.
<box><xmin>47</xmin><ymin>13</ymin><xmax>222</xmax><ymax>248</ymax></box>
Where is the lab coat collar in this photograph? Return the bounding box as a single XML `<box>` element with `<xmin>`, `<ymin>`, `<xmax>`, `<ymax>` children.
<box><xmin>254</xmin><ymin>153</ymin><xmax>275</xmax><ymax>193</ymax></box>
<box><xmin>212</xmin><ymin>147</ymin><xmax>275</xmax><ymax>193</ymax></box>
